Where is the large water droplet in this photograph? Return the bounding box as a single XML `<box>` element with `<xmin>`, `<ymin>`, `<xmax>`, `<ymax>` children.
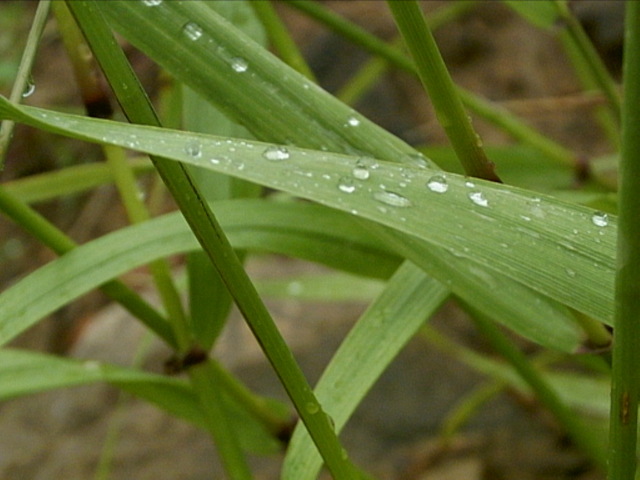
<box><xmin>591</xmin><ymin>212</ymin><xmax>609</xmax><ymax>227</ymax></box>
<box><xmin>182</xmin><ymin>21</ymin><xmax>203</xmax><ymax>41</ymax></box>
<box><xmin>426</xmin><ymin>175</ymin><xmax>448</xmax><ymax>193</ymax></box>
<box><xmin>184</xmin><ymin>140</ymin><xmax>202</xmax><ymax>158</ymax></box>
<box><xmin>337</xmin><ymin>177</ymin><xmax>356</xmax><ymax>193</ymax></box>
<box><xmin>373</xmin><ymin>190</ymin><xmax>412</xmax><ymax>208</ymax></box>
<box><xmin>352</xmin><ymin>158</ymin><xmax>373</xmax><ymax>180</ymax></box>
<box><xmin>468</xmin><ymin>191</ymin><xmax>488</xmax><ymax>207</ymax></box>
<box><xmin>230</xmin><ymin>57</ymin><xmax>248</xmax><ymax>72</ymax></box>
<box><xmin>142</xmin><ymin>0</ymin><xmax>162</xmax><ymax>5</ymax></box>
<box><xmin>262</xmin><ymin>146</ymin><xmax>290</xmax><ymax>161</ymax></box>
<box><xmin>22</xmin><ymin>78</ymin><xmax>35</xmax><ymax>98</ymax></box>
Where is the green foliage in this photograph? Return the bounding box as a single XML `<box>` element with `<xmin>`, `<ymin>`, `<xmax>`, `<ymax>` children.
<box><xmin>0</xmin><ymin>1</ymin><xmax>635</xmax><ymax>479</ymax></box>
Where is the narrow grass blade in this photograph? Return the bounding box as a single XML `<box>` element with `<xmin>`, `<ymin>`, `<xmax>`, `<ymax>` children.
<box><xmin>282</xmin><ymin>261</ymin><xmax>449</xmax><ymax>480</ymax></box>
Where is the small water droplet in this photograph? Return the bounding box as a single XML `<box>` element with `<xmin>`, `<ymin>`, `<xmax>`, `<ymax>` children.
<box><xmin>338</xmin><ymin>177</ymin><xmax>356</xmax><ymax>193</ymax></box>
<box><xmin>230</xmin><ymin>57</ymin><xmax>248</xmax><ymax>72</ymax></box>
<box><xmin>426</xmin><ymin>175</ymin><xmax>449</xmax><ymax>193</ymax></box>
<box><xmin>591</xmin><ymin>212</ymin><xmax>609</xmax><ymax>227</ymax></box>
<box><xmin>520</xmin><ymin>215</ymin><xmax>531</xmax><ymax>222</ymax></box>
<box><xmin>184</xmin><ymin>140</ymin><xmax>202</xmax><ymax>158</ymax></box>
<box><xmin>346</xmin><ymin>116</ymin><xmax>360</xmax><ymax>127</ymax></box>
<box><xmin>22</xmin><ymin>78</ymin><xmax>35</xmax><ymax>98</ymax></box>
<box><xmin>287</xmin><ymin>281</ymin><xmax>303</xmax><ymax>295</ymax></box>
<box><xmin>306</xmin><ymin>402</ymin><xmax>320</xmax><ymax>414</ymax></box>
<box><xmin>352</xmin><ymin>158</ymin><xmax>371</xmax><ymax>180</ymax></box>
<box><xmin>565</xmin><ymin>268</ymin><xmax>577</xmax><ymax>278</ymax></box>
<box><xmin>262</xmin><ymin>146</ymin><xmax>290</xmax><ymax>161</ymax></box>
<box><xmin>373</xmin><ymin>190</ymin><xmax>412</xmax><ymax>208</ymax></box>
<box><xmin>142</xmin><ymin>0</ymin><xmax>162</xmax><ymax>5</ymax></box>
<box><xmin>182</xmin><ymin>21</ymin><xmax>203</xmax><ymax>41</ymax></box>
<box><xmin>465</xmin><ymin>181</ymin><xmax>475</xmax><ymax>188</ymax></box>
<box><xmin>403</xmin><ymin>152</ymin><xmax>431</xmax><ymax>168</ymax></box>
<box><xmin>468</xmin><ymin>191</ymin><xmax>488</xmax><ymax>207</ymax></box>
<box><xmin>475</xmin><ymin>133</ymin><xmax>483</xmax><ymax>147</ymax></box>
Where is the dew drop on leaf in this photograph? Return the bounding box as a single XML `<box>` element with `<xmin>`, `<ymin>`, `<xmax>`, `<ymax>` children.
<box><xmin>182</xmin><ymin>21</ymin><xmax>203</xmax><ymax>41</ymax></box>
<box><xmin>230</xmin><ymin>57</ymin><xmax>248</xmax><ymax>73</ymax></box>
<box><xmin>337</xmin><ymin>177</ymin><xmax>356</xmax><ymax>193</ymax></box>
<box><xmin>373</xmin><ymin>190</ymin><xmax>412</xmax><ymax>208</ymax></box>
<box><xmin>305</xmin><ymin>402</ymin><xmax>320</xmax><ymax>414</ymax></box>
<box><xmin>22</xmin><ymin>79</ymin><xmax>35</xmax><ymax>98</ymax></box>
<box><xmin>352</xmin><ymin>159</ymin><xmax>371</xmax><ymax>180</ymax></box>
<box><xmin>184</xmin><ymin>140</ymin><xmax>202</xmax><ymax>158</ymax></box>
<box><xmin>262</xmin><ymin>146</ymin><xmax>290</xmax><ymax>161</ymax></box>
<box><xmin>142</xmin><ymin>0</ymin><xmax>162</xmax><ymax>6</ymax></box>
<box><xmin>345</xmin><ymin>116</ymin><xmax>360</xmax><ymax>127</ymax></box>
<box><xmin>591</xmin><ymin>212</ymin><xmax>609</xmax><ymax>227</ymax></box>
<box><xmin>468</xmin><ymin>191</ymin><xmax>489</xmax><ymax>207</ymax></box>
<box><xmin>426</xmin><ymin>175</ymin><xmax>449</xmax><ymax>193</ymax></box>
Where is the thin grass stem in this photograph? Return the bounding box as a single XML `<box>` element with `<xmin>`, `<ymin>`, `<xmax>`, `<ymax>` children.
<box><xmin>607</xmin><ymin>3</ymin><xmax>640</xmax><ymax>479</ymax></box>
<box><xmin>0</xmin><ymin>0</ymin><xmax>50</xmax><ymax>170</ymax></box>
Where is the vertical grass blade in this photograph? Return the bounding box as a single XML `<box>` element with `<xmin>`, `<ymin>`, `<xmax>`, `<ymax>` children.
<box><xmin>607</xmin><ymin>3</ymin><xmax>640</xmax><ymax>479</ymax></box>
<box><xmin>387</xmin><ymin>1</ymin><xmax>500</xmax><ymax>182</ymax></box>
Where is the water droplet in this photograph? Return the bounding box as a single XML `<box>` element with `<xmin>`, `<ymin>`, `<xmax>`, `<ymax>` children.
<box><xmin>465</xmin><ymin>181</ymin><xmax>475</xmax><ymax>188</ymax></box>
<box><xmin>142</xmin><ymin>0</ymin><xmax>162</xmax><ymax>5</ymax></box>
<box><xmin>591</xmin><ymin>212</ymin><xmax>609</xmax><ymax>227</ymax></box>
<box><xmin>262</xmin><ymin>146</ymin><xmax>290</xmax><ymax>161</ymax></box>
<box><xmin>346</xmin><ymin>116</ymin><xmax>360</xmax><ymax>127</ymax></box>
<box><xmin>475</xmin><ymin>133</ymin><xmax>483</xmax><ymax>147</ymax></box>
<box><xmin>520</xmin><ymin>215</ymin><xmax>531</xmax><ymax>222</ymax></box>
<box><xmin>230</xmin><ymin>57</ymin><xmax>248</xmax><ymax>73</ymax></box>
<box><xmin>373</xmin><ymin>190</ymin><xmax>412</xmax><ymax>208</ymax></box>
<box><xmin>468</xmin><ymin>191</ymin><xmax>488</xmax><ymax>207</ymax></box>
<box><xmin>287</xmin><ymin>281</ymin><xmax>303</xmax><ymax>295</ymax></box>
<box><xmin>402</xmin><ymin>152</ymin><xmax>432</xmax><ymax>169</ymax></box>
<box><xmin>22</xmin><ymin>78</ymin><xmax>35</xmax><ymax>98</ymax></box>
<box><xmin>565</xmin><ymin>268</ymin><xmax>577</xmax><ymax>278</ymax></box>
<box><xmin>182</xmin><ymin>21</ymin><xmax>203</xmax><ymax>41</ymax></box>
<box><xmin>184</xmin><ymin>140</ymin><xmax>202</xmax><ymax>158</ymax></box>
<box><xmin>306</xmin><ymin>402</ymin><xmax>320</xmax><ymax>414</ymax></box>
<box><xmin>352</xmin><ymin>158</ymin><xmax>372</xmax><ymax>180</ymax></box>
<box><xmin>337</xmin><ymin>177</ymin><xmax>356</xmax><ymax>193</ymax></box>
<box><xmin>426</xmin><ymin>175</ymin><xmax>449</xmax><ymax>193</ymax></box>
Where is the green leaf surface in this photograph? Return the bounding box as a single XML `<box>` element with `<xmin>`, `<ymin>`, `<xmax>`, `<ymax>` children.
<box><xmin>283</xmin><ymin>262</ymin><xmax>448</xmax><ymax>480</ymax></box>
<box><xmin>0</xmin><ymin>98</ymin><xmax>616</xmax><ymax>329</ymax></box>
<box><xmin>0</xmin><ymin>198</ymin><xmax>398</xmax><ymax>346</ymax></box>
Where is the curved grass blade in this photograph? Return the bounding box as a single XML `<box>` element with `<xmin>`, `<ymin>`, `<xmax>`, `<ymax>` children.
<box><xmin>0</xmin><ymin>348</ymin><xmax>284</xmax><ymax>454</ymax></box>
<box><xmin>283</xmin><ymin>262</ymin><xmax>449</xmax><ymax>480</ymax></box>
<box><xmin>0</xmin><ymin>199</ymin><xmax>399</xmax><ymax>346</ymax></box>
<box><xmin>0</xmin><ymin>98</ymin><xmax>616</xmax><ymax>328</ymax></box>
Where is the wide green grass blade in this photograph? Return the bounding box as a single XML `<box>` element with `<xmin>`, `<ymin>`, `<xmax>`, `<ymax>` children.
<box><xmin>98</xmin><ymin>0</ymin><xmax>422</xmax><ymax>163</ymax></box>
<box><xmin>0</xmin><ymin>99</ymin><xmax>616</xmax><ymax>329</ymax></box>
<box><xmin>0</xmin><ymin>199</ymin><xmax>399</xmax><ymax>346</ymax></box>
<box><xmin>283</xmin><ymin>262</ymin><xmax>449</xmax><ymax>480</ymax></box>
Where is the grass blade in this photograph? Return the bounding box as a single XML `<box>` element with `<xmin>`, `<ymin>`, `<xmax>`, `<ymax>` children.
<box><xmin>0</xmin><ymin>99</ymin><xmax>616</xmax><ymax>331</ymax></box>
